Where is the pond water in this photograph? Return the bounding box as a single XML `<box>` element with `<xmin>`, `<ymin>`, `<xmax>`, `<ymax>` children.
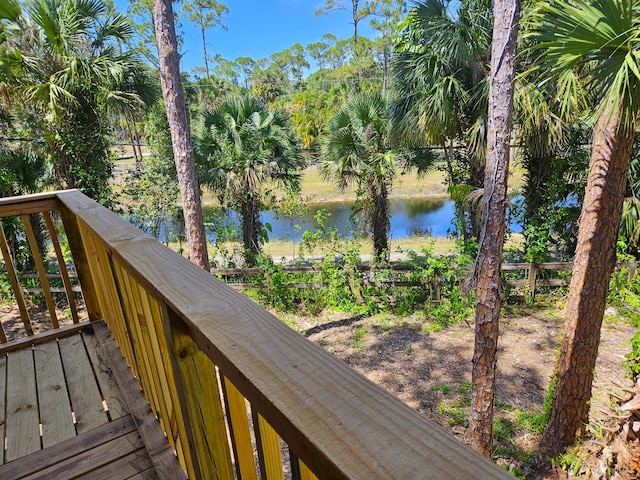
<box><xmin>202</xmin><ymin>197</ymin><xmax>460</xmax><ymax>242</ymax></box>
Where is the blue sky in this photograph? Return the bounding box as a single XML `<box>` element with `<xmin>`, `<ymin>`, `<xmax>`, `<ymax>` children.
<box><xmin>115</xmin><ymin>0</ymin><xmax>376</xmax><ymax>72</ymax></box>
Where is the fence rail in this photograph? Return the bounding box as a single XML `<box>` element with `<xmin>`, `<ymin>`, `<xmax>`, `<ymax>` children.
<box><xmin>0</xmin><ymin>191</ymin><xmax>509</xmax><ymax>479</ymax></box>
<box><xmin>211</xmin><ymin>260</ymin><xmax>637</xmax><ymax>302</ymax></box>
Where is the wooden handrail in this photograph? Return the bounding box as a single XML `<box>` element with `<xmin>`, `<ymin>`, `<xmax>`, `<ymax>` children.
<box><xmin>52</xmin><ymin>190</ymin><xmax>509</xmax><ymax>478</ymax></box>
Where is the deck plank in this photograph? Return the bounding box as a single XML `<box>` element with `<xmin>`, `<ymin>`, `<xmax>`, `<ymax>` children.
<box><xmin>0</xmin><ymin>415</ymin><xmax>136</xmax><ymax>479</ymax></box>
<box><xmin>5</xmin><ymin>348</ymin><xmax>40</xmax><ymax>462</ymax></box>
<box><xmin>34</xmin><ymin>340</ymin><xmax>76</xmax><ymax>448</ymax></box>
<box><xmin>83</xmin><ymin>330</ymin><xmax>129</xmax><ymax>420</ymax></box>
<box><xmin>0</xmin><ymin>353</ymin><xmax>7</xmax><ymax>465</ymax></box>
<box><xmin>58</xmin><ymin>334</ymin><xmax>109</xmax><ymax>433</ymax></box>
<box><xmin>74</xmin><ymin>449</ymin><xmax>153</xmax><ymax>480</ymax></box>
<box><xmin>20</xmin><ymin>429</ymin><xmax>145</xmax><ymax>480</ymax></box>
<box><xmin>93</xmin><ymin>321</ymin><xmax>187</xmax><ymax>480</ymax></box>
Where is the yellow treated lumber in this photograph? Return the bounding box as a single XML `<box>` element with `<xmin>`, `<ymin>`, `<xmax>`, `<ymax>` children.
<box><xmin>114</xmin><ymin>266</ymin><xmax>163</xmax><ymax>424</ymax></box>
<box><xmin>58</xmin><ymin>334</ymin><xmax>108</xmax><ymax>433</ymax></box>
<box><xmin>141</xmin><ymin>296</ymin><xmax>196</xmax><ymax>477</ymax></box>
<box><xmin>105</xmin><ymin>260</ymin><xmax>137</xmax><ymax>375</ymax></box>
<box><xmin>58</xmin><ymin>206</ymin><xmax>101</xmax><ymax>322</ymax></box>
<box><xmin>34</xmin><ymin>340</ymin><xmax>76</xmax><ymax>447</ymax></box>
<box><xmin>255</xmin><ymin>412</ymin><xmax>284</xmax><ymax>480</ymax></box>
<box><xmin>0</xmin><ymin>223</ymin><xmax>31</xmax><ymax>338</ymax></box>
<box><xmin>0</xmin><ymin>353</ymin><xmax>6</xmax><ymax>465</ymax></box>
<box><xmin>0</xmin><ymin>322</ymin><xmax>88</xmax><ymax>355</ymax></box>
<box><xmin>5</xmin><ymin>347</ymin><xmax>40</xmax><ymax>461</ymax></box>
<box><xmin>57</xmin><ymin>190</ymin><xmax>511</xmax><ymax>479</ymax></box>
<box><xmin>223</xmin><ymin>377</ymin><xmax>257</xmax><ymax>480</ymax></box>
<box><xmin>0</xmin><ymin>195</ymin><xmax>60</xmax><ymax>218</ymax></box>
<box><xmin>299</xmin><ymin>460</ymin><xmax>319</xmax><ymax>480</ymax></box>
<box><xmin>167</xmin><ymin>311</ymin><xmax>233</xmax><ymax>480</ymax></box>
<box><xmin>92</xmin><ymin>321</ymin><xmax>187</xmax><ymax>480</ymax></box>
<box><xmin>21</xmin><ymin>214</ymin><xmax>59</xmax><ymax>328</ymax></box>
<box><xmin>44</xmin><ymin>211</ymin><xmax>80</xmax><ymax>323</ymax></box>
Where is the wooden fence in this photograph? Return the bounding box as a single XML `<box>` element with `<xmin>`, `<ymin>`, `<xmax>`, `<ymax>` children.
<box><xmin>211</xmin><ymin>260</ymin><xmax>638</xmax><ymax>302</ymax></box>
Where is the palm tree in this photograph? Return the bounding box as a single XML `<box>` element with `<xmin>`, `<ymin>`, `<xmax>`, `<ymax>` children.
<box><xmin>526</xmin><ymin>0</ymin><xmax>640</xmax><ymax>454</ymax></box>
<box><xmin>0</xmin><ymin>0</ymin><xmax>152</xmax><ymax>203</ymax></box>
<box><xmin>392</xmin><ymin>0</ymin><xmax>492</xmax><ymax>242</ymax></box>
<box><xmin>197</xmin><ymin>93</ymin><xmax>304</xmax><ymax>265</ymax></box>
<box><xmin>620</xmin><ymin>157</ymin><xmax>640</xmax><ymax>256</ymax></box>
<box><xmin>321</xmin><ymin>92</ymin><xmax>433</xmax><ymax>261</ymax></box>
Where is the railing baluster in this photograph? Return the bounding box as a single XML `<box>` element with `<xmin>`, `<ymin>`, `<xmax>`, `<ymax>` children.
<box><xmin>253</xmin><ymin>411</ymin><xmax>284</xmax><ymax>480</ymax></box>
<box><xmin>43</xmin><ymin>211</ymin><xmax>79</xmax><ymax>323</ymax></box>
<box><xmin>222</xmin><ymin>376</ymin><xmax>258</xmax><ymax>480</ymax></box>
<box><xmin>165</xmin><ymin>309</ymin><xmax>234</xmax><ymax>480</ymax></box>
<box><xmin>107</xmin><ymin>259</ymin><xmax>138</xmax><ymax>375</ymax></box>
<box><xmin>21</xmin><ymin>214</ymin><xmax>58</xmax><ymax>329</ymax></box>
<box><xmin>135</xmin><ymin>283</ymin><xmax>180</xmax><ymax>454</ymax></box>
<box><xmin>59</xmin><ymin>206</ymin><xmax>101</xmax><ymax>322</ymax></box>
<box><xmin>0</xmin><ymin>223</ymin><xmax>31</xmax><ymax>338</ymax></box>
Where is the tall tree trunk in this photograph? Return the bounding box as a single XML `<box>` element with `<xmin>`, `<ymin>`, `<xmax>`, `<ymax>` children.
<box><xmin>152</xmin><ymin>0</ymin><xmax>210</xmax><ymax>271</ymax></box>
<box><xmin>541</xmin><ymin>100</ymin><xmax>633</xmax><ymax>454</ymax></box>
<box><xmin>241</xmin><ymin>195</ymin><xmax>262</xmax><ymax>267</ymax></box>
<box><xmin>470</xmin><ymin>0</ymin><xmax>520</xmax><ymax>458</ymax></box>
<box><xmin>201</xmin><ymin>24</ymin><xmax>210</xmax><ymax>82</ymax></box>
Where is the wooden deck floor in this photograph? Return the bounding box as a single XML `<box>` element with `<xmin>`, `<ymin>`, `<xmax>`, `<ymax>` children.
<box><xmin>0</xmin><ymin>323</ymin><xmax>168</xmax><ymax>479</ymax></box>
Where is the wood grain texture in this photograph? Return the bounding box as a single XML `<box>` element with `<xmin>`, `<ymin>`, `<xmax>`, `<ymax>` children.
<box><xmin>21</xmin><ymin>214</ymin><xmax>59</xmax><ymax>328</ymax></box>
<box><xmin>0</xmin><ymin>353</ymin><xmax>6</xmax><ymax>465</ymax></box>
<box><xmin>167</xmin><ymin>309</ymin><xmax>233</xmax><ymax>480</ymax></box>
<box><xmin>0</xmin><ymin>223</ymin><xmax>31</xmax><ymax>338</ymax></box>
<box><xmin>44</xmin><ymin>211</ymin><xmax>80</xmax><ymax>323</ymax></box>
<box><xmin>255</xmin><ymin>412</ymin><xmax>284</xmax><ymax>480</ymax></box>
<box><xmin>19</xmin><ymin>429</ymin><xmax>145</xmax><ymax>480</ymax></box>
<box><xmin>93</xmin><ymin>321</ymin><xmax>187</xmax><ymax>480</ymax></box>
<box><xmin>222</xmin><ymin>377</ymin><xmax>257</xmax><ymax>480</ymax></box>
<box><xmin>0</xmin><ymin>415</ymin><xmax>136</xmax><ymax>479</ymax></box>
<box><xmin>33</xmin><ymin>340</ymin><xmax>76</xmax><ymax>447</ymax></box>
<box><xmin>5</xmin><ymin>348</ymin><xmax>39</xmax><ymax>462</ymax></box>
<box><xmin>57</xmin><ymin>190</ymin><xmax>511</xmax><ymax>479</ymax></box>
<box><xmin>58</xmin><ymin>334</ymin><xmax>109</xmax><ymax>433</ymax></box>
<box><xmin>0</xmin><ymin>323</ymin><xmax>89</xmax><ymax>355</ymax></box>
<box><xmin>83</xmin><ymin>330</ymin><xmax>130</xmax><ymax>420</ymax></box>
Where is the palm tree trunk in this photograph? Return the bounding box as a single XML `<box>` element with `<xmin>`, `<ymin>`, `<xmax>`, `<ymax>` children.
<box><xmin>152</xmin><ymin>0</ymin><xmax>210</xmax><ymax>271</ymax></box>
<box><xmin>370</xmin><ymin>182</ymin><xmax>390</xmax><ymax>262</ymax></box>
<box><xmin>241</xmin><ymin>195</ymin><xmax>262</xmax><ymax>266</ymax></box>
<box><xmin>541</xmin><ymin>100</ymin><xmax>633</xmax><ymax>454</ymax></box>
<box><xmin>470</xmin><ymin>0</ymin><xmax>520</xmax><ymax>458</ymax></box>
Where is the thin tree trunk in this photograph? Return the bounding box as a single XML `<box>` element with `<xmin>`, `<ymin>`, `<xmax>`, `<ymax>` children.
<box><xmin>201</xmin><ymin>24</ymin><xmax>210</xmax><ymax>82</ymax></box>
<box><xmin>541</xmin><ymin>100</ymin><xmax>633</xmax><ymax>454</ymax></box>
<box><xmin>470</xmin><ymin>0</ymin><xmax>520</xmax><ymax>458</ymax></box>
<box><xmin>152</xmin><ymin>0</ymin><xmax>210</xmax><ymax>271</ymax></box>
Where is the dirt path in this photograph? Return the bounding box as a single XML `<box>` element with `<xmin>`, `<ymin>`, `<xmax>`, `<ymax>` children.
<box><xmin>288</xmin><ymin>304</ymin><xmax>636</xmax><ymax>478</ymax></box>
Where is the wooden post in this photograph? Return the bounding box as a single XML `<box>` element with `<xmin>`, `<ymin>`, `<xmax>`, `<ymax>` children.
<box><xmin>528</xmin><ymin>263</ymin><xmax>537</xmax><ymax>302</ymax></box>
<box><xmin>628</xmin><ymin>261</ymin><xmax>637</xmax><ymax>284</ymax></box>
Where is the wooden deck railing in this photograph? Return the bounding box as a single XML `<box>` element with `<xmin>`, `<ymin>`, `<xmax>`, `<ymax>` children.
<box><xmin>0</xmin><ymin>190</ymin><xmax>510</xmax><ymax>479</ymax></box>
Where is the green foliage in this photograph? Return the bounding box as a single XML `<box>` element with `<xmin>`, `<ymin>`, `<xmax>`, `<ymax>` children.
<box><xmin>196</xmin><ymin>93</ymin><xmax>304</xmax><ymax>263</ymax></box>
<box><xmin>0</xmin><ymin>0</ymin><xmax>154</xmax><ymax>203</ymax></box>
<box><xmin>321</xmin><ymin>91</ymin><xmax>435</xmax><ymax>260</ymax></box>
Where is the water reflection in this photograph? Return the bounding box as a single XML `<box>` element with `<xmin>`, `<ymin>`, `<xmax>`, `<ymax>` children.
<box><xmin>202</xmin><ymin>197</ymin><xmax>458</xmax><ymax>242</ymax></box>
